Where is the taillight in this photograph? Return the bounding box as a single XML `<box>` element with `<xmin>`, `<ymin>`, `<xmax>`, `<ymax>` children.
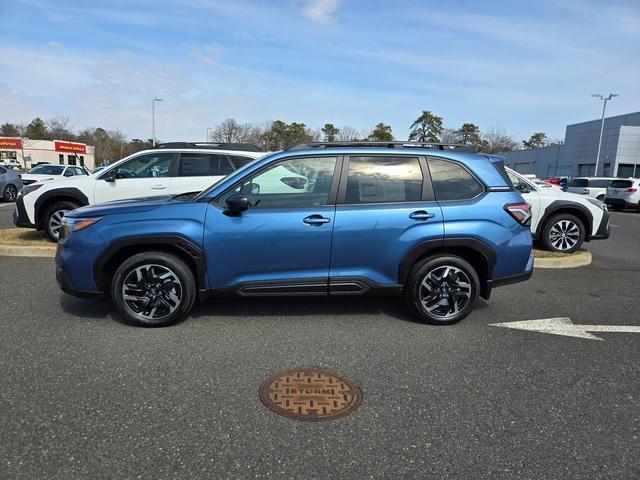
<box><xmin>505</xmin><ymin>203</ymin><xmax>532</xmax><ymax>226</ymax></box>
<box><xmin>628</xmin><ymin>188</ymin><xmax>638</xmax><ymax>193</ymax></box>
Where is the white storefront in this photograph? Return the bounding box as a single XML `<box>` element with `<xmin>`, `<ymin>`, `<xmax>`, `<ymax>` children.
<box><xmin>0</xmin><ymin>137</ymin><xmax>96</xmax><ymax>170</ymax></box>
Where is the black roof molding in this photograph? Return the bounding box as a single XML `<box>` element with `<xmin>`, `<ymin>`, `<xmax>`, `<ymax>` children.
<box><xmin>156</xmin><ymin>142</ymin><xmax>265</xmax><ymax>152</ymax></box>
<box><xmin>288</xmin><ymin>141</ymin><xmax>474</xmax><ymax>152</ymax></box>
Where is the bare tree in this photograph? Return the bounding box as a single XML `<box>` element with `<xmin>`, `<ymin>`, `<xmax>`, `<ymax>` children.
<box><xmin>439</xmin><ymin>128</ymin><xmax>460</xmax><ymax>144</ymax></box>
<box><xmin>336</xmin><ymin>125</ymin><xmax>360</xmax><ymax>141</ymax></box>
<box><xmin>209</xmin><ymin>118</ymin><xmax>254</xmax><ymax>143</ymax></box>
<box><xmin>46</xmin><ymin>116</ymin><xmax>74</xmax><ymax>141</ymax></box>
<box><xmin>481</xmin><ymin>127</ymin><xmax>519</xmax><ymax>154</ymax></box>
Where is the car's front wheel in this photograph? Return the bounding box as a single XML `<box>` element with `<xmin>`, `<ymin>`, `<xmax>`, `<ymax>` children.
<box><xmin>111</xmin><ymin>251</ymin><xmax>196</xmax><ymax>327</ymax></box>
<box><xmin>404</xmin><ymin>255</ymin><xmax>480</xmax><ymax>325</ymax></box>
<box><xmin>3</xmin><ymin>184</ymin><xmax>18</xmax><ymax>202</ymax></box>
<box><xmin>541</xmin><ymin>213</ymin><xmax>585</xmax><ymax>253</ymax></box>
<box><xmin>44</xmin><ymin>201</ymin><xmax>79</xmax><ymax>241</ymax></box>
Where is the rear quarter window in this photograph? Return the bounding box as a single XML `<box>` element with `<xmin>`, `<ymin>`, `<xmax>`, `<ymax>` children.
<box><xmin>589</xmin><ymin>179</ymin><xmax>614</xmax><ymax>188</ymax></box>
<box><xmin>569</xmin><ymin>179</ymin><xmax>588</xmax><ymax>187</ymax></box>
<box><xmin>429</xmin><ymin>158</ymin><xmax>484</xmax><ymax>201</ymax></box>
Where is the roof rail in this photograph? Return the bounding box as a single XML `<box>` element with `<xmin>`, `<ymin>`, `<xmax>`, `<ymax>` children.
<box><xmin>288</xmin><ymin>141</ymin><xmax>474</xmax><ymax>152</ymax></box>
<box><xmin>156</xmin><ymin>142</ymin><xmax>265</xmax><ymax>152</ymax></box>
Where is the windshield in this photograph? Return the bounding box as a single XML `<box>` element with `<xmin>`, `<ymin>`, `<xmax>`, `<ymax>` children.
<box><xmin>194</xmin><ymin>155</ymin><xmax>265</xmax><ymax>200</ymax></box>
<box><xmin>28</xmin><ymin>165</ymin><xmax>65</xmax><ymax>175</ymax></box>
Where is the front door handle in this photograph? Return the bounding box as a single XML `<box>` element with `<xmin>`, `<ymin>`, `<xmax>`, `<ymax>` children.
<box><xmin>303</xmin><ymin>214</ymin><xmax>331</xmax><ymax>226</ymax></box>
<box><xmin>409</xmin><ymin>210</ymin><xmax>435</xmax><ymax>221</ymax></box>
<box><xmin>151</xmin><ymin>184</ymin><xmax>167</xmax><ymax>190</ymax></box>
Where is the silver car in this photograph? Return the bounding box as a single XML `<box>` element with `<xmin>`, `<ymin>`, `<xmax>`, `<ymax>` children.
<box><xmin>0</xmin><ymin>166</ymin><xmax>22</xmax><ymax>202</ymax></box>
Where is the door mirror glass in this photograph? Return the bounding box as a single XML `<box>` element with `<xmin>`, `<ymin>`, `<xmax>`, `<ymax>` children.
<box><xmin>225</xmin><ymin>193</ymin><xmax>249</xmax><ymax>214</ymax></box>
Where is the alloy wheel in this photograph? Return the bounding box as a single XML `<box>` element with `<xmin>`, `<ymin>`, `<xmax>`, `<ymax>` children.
<box><xmin>49</xmin><ymin>209</ymin><xmax>69</xmax><ymax>239</ymax></box>
<box><xmin>5</xmin><ymin>185</ymin><xmax>17</xmax><ymax>201</ymax></box>
<box><xmin>419</xmin><ymin>265</ymin><xmax>472</xmax><ymax>319</ymax></box>
<box><xmin>548</xmin><ymin>220</ymin><xmax>580</xmax><ymax>251</ymax></box>
<box><xmin>121</xmin><ymin>264</ymin><xmax>183</xmax><ymax>321</ymax></box>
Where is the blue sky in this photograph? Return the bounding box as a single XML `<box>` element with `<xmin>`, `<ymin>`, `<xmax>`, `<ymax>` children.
<box><xmin>0</xmin><ymin>0</ymin><xmax>638</xmax><ymax>142</ymax></box>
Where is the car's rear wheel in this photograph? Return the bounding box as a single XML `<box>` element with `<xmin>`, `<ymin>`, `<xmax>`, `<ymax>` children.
<box><xmin>3</xmin><ymin>184</ymin><xmax>17</xmax><ymax>202</ymax></box>
<box><xmin>404</xmin><ymin>255</ymin><xmax>480</xmax><ymax>325</ymax></box>
<box><xmin>111</xmin><ymin>251</ymin><xmax>196</xmax><ymax>327</ymax></box>
<box><xmin>541</xmin><ymin>213</ymin><xmax>585</xmax><ymax>253</ymax></box>
<box><xmin>44</xmin><ymin>201</ymin><xmax>79</xmax><ymax>241</ymax></box>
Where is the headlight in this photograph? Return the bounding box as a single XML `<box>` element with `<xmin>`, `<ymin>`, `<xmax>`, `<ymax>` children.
<box><xmin>17</xmin><ymin>183</ymin><xmax>42</xmax><ymax>198</ymax></box>
<box><xmin>61</xmin><ymin>217</ymin><xmax>102</xmax><ymax>237</ymax></box>
<box><xmin>586</xmin><ymin>197</ymin><xmax>607</xmax><ymax>211</ymax></box>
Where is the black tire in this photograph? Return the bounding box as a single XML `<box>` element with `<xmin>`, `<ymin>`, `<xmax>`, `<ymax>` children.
<box><xmin>3</xmin><ymin>184</ymin><xmax>18</xmax><ymax>202</ymax></box>
<box><xmin>541</xmin><ymin>213</ymin><xmax>585</xmax><ymax>253</ymax></box>
<box><xmin>611</xmin><ymin>205</ymin><xmax>624</xmax><ymax>212</ymax></box>
<box><xmin>111</xmin><ymin>251</ymin><xmax>196</xmax><ymax>327</ymax></box>
<box><xmin>44</xmin><ymin>201</ymin><xmax>79</xmax><ymax>242</ymax></box>
<box><xmin>404</xmin><ymin>255</ymin><xmax>480</xmax><ymax>325</ymax></box>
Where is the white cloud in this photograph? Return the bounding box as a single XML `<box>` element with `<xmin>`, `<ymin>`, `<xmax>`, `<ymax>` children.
<box><xmin>301</xmin><ymin>0</ymin><xmax>340</xmax><ymax>23</ymax></box>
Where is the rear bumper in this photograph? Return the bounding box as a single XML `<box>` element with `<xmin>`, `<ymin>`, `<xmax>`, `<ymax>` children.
<box><xmin>13</xmin><ymin>196</ymin><xmax>35</xmax><ymax>228</ymax></box>
<box><xmin>605</xmin><ymin>198</ymin><xmax>637</xmax><ymax>209</ymax></box>
<box><xmin>489</xmin><ymin>254</ymin><xmax>534</xmax><ymax>289</ymax></box>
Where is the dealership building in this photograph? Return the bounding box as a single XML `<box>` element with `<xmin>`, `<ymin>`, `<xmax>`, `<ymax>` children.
<box><xmin>501</xmin><ymin>111</ymin><xmax>640</xmax><ymax>179</ymax></box>
<box><xmin>0</xmin><ymin>137</ymin><xmax>96</xmax><ymax>170</ymax></box>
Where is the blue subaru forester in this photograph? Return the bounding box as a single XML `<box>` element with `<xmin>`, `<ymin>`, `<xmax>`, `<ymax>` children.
<box><xmin>56</xmin><ymin>142</ymin><xmax>533</xmax><ymax>327</ymax></box>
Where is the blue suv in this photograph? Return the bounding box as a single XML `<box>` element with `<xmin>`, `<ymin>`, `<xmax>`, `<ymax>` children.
<box><xmin>56</xmin><ymin>142</ymin><xmax>534</xmax><ymax>327</ymax></box>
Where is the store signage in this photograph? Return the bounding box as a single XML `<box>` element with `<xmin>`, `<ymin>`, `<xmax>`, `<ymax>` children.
<box><xmin>54</xmin><ymin>141</ymin><xmax>86</xmax><ymax>154</ymax></box>
<box><xmin>0</xmin><ymin>138</ymin><xmax>23</xmax><ymax>149</ymax></box>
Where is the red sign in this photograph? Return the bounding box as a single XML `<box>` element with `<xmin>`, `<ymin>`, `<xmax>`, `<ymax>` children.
<box><xmin>0</xmin><ymin>138</ymin><xmax>23</xmax><ymax>149</ymax></box>
<box><xmin>54</xmin><ymin>141</ymin><xmax>86</xmax><ymax>154</ymax></box>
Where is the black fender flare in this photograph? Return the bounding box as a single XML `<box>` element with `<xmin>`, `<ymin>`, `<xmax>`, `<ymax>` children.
<box><xmin>34</xmin><ymin>187</ymin><xmax>89</xmax><ymax>229</ymax></box>
<box><xmin>93</xmin><ymin>234</ymin><xmax>207</xmax><ymax>293</ymax></box>
<box><xmin>535</xmin><ymin>200</ymin><xmax>593</xmax><ymax>239</ymax></box>
<box><xmin>398</xmin><ymin>237</ymin><xmax>497</xmax><ymax>285</ymax></box>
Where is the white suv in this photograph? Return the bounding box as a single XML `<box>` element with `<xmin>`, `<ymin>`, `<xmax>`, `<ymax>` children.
<box><xmin>14</xmin><ymin>143</ymin><xmax>265</xmax><ymax>240</ymax></box>
<box><xmin>506</xmin><ymin>168</ymin><xmax>610</xmax><ymax>253</ymax></box>
<box><xmin>605</xmin><ymin>178</ymin><xmax>640</xmax><ymax>212</ymax></box>
<box><xmin>21</xmin><ymin>164</ymin><xmax>89</xmax><ymax>185</ymax></box>
<box><xmin>566</xmin><ymin>177</ymin><xmax>618</xmax><ymax>201</ymax></box>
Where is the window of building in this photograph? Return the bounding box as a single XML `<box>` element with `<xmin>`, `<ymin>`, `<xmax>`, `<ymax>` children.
<box><xmin>68</xmin><ymin>155</ymin><xmax>76</xmax><ymax>165</ymax></box>
<box><xmin>344</xmin><ymin>156</ymin><xmax>422</xmax><ymax>204</ymax></box>
<box><xmin>59</xmin><ymin>154</ymin><xmax>64</xmax><ymax>165</ymax></box>
<box><xmin>577</xmin><ymin>164</ymin><xmax>594</xmax><ymax>176</ymax></box>
<box><xmin>79</xmin><ymin>156</ymin><xmax>85</xmax><ymax>166</ymax></box>
<box><xmin>429</xmin><ymin>158</ymin><xmax>484</xmax><ymax>201</ymax></box>
<box><xmin>616</xmin><ymin>164</ymin><xmax>636</xmax><ymax>178</ymax></box>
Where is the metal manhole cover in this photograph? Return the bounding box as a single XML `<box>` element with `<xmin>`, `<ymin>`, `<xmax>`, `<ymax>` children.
<box><xmin>259</xmin><ymin>368</ymin><xmax>363</xmax><ymax>421</ymax></box>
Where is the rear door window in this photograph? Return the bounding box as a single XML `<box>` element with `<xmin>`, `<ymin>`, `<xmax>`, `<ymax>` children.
<box><xmin>428</xmin><ymin>158</ymin><xmax>484</xmax><ymax>201</ymax></box>
<box><xmin>344</xmin><ymin>156</ymin><xmax>423</xmax><ymax>204</ymax></box>
<box><xmin>569</xmin><ymin>179</ymin><xmax>589</xmax><ymax>187</ymax></box>
<box><xmin>178</xmin><ymin>153</ymin><xmax>227</xmax><ymax>177</ymax></box>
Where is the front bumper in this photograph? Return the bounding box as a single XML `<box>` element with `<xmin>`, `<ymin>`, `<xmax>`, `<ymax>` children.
<box><xmin>589</xmin><ymin>209</ymin><xmax>610</xmax><ymax>240</ymax></box>
<box><xmin>55</xmin><ymin>236</ymin><xmax>106</xmax><ymax>300</ymax></box>
<box><xmin>13</xmin><ymin>196</ymin><xmax>35</xmax><ymax>228</ymax></box>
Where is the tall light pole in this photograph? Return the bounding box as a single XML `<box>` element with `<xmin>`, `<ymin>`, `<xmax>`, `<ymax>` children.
<box><xmin>206</xmin><ymin>127</ymin><xmax>213</xmax><ymax>141</ymax></box>
<box><xmin>592</xmin><ymin>93</ymin><xmax>618</xmax><ymax>176</ymax></box>
<box><xmin>152</xmin><ymin>97</ymin><xmax>163</xmax><ymax>146</ymax></box>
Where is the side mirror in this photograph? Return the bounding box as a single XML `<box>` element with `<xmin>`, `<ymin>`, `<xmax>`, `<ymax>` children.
<box><xmin>225</xmin><ymin>193</ymin><xmax>249</xmax><ymax>214</ymax></box>
<box><xmin>516</xmin><ymin>183</ymin><xmax>530</xmax><ymax>194</ymax></box>
<box><xmin>104</xmin><ymin>170</ymin><xmax>118</xmax><ymax>182</ymax></box>
<box><xmin>280</xmin><ymin>176</ymin><xmax>307</xmax><ymax>189</ymax></box>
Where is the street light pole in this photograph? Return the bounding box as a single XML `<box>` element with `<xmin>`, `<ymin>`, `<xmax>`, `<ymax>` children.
<box><xmin>592</xmin><ymin>93</ymin><xmax>618</xmax><ymax>176</ymax></box>
<box><xmin>206</xmin><ymin>127</ymin><xmax>213</xmax><ymax>141</ymax></box>
<box><xmin>152</xmin><ymin>97</ymin><xmax>163</xmax><ymax>146</ymax></box>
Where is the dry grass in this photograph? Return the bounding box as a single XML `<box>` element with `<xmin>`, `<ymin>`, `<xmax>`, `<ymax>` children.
<box><xmin>0</xmin><ymin>228</ymin><xmax>55</xmax><ymax>246</ymax></box>
<box><xmin>532</xmin><ymin>248</ymin><xmax>587</xmax><ymax>259</ymax></box>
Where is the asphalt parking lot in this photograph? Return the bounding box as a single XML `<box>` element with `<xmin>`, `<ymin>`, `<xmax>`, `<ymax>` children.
<box><xmin>1</xmin><ymin>209</ymin><xmax>639</xmax><ymax>479</ymax></box>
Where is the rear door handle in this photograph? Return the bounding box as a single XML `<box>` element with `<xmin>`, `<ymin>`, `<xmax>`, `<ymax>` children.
<box><xmin>409</xmin><ymin>210</ymin><xmax>435</xmax><ymax>221</ymax></box>
<box><xmin>151</xmin><ymin>184</ymin><xmax>167</xmax><ymax>190</ymax></box>
<box><xmin>303</xmin><ymin>214</ymin><xmax>331</xmax><ymax>226</ymax></box>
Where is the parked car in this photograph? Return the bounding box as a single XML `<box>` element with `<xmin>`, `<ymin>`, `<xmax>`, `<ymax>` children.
<box><xmin>55</xmin><ymin>142</ymin><xmax>534</xmax><ymax>327</ymax></box>
<box><xmin>21</xmin><ymin>164</ymin><xmax>89</xmax><ymax>186</ymax></box>
<box><xmin>0</xmin><ymin>166</ymin><xmax>22</xmax><ymax>202</ymax></box>
<box><xmin>506</xmin><ymin>168</ymin><xmax>609</xmax><ymax>253</ymax></box>
<box><xmin>605</xmin><ymin>178</ymin><xmax>640</xmax><ymax>212</ymax></box>
<box><xmin>14</xmin><ymin>143</ymin><xmax>266</xmax><ymax>241</ymax></box>
<box><xmin>566</xmin><ymin>177</ymin><xmax>619</xmax><ymax>201</ymax></box>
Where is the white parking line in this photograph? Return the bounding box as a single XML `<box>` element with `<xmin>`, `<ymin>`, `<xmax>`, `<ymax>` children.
<box><xmin>0</xmin><ymin>203</ymin><xmax>16</xmax><ymax>208</ymax></box>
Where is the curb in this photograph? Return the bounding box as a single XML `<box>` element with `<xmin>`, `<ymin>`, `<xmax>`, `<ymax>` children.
<box><xmin>532</xmin><ymin>249</ymin><xmax>592</xmax><ymax>269</ymax></box>
<box><xmin>0</xmin><ymin>244</ymin><xmax>56</xmax><ymax>258</ymax></box>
